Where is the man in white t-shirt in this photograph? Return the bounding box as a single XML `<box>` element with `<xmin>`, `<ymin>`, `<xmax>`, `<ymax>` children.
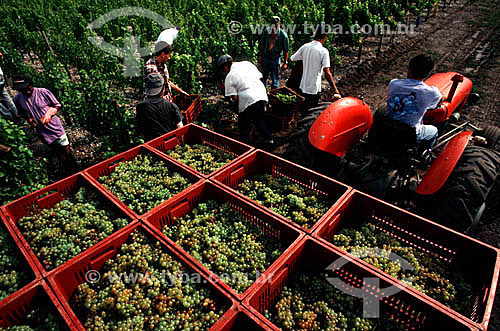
<box><xmin>290</xmin><ymin>31</ymin><xmax>341</xmax><ymax>111</ymax></box>
<box><xmin>218</xmin><ymin>55</ymin><xmax>273</xmax><ymax>145</ymax></box>
<box><xmin>385</xmin><ymin>54</ymin><xmax>442</xmax><ymax>148</ymax></box>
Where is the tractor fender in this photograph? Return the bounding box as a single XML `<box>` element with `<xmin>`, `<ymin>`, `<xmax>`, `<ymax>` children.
<box><xmin>308</xmin><ymin>97</ymin><xmax>373</xmax><ymax>157</ymax></box>
<box><xmin>416</xmin><ymin>131</ymin><xmax>472</xmax><ymax>195</ymax></box>
<box><xmin>423</xmin><ymin>72</ymin><xmax>472</xmax><ymax>124</ymax></box>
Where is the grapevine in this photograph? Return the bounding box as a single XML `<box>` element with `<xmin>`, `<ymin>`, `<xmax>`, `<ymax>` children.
<box><xmin>237</xmin><ymin>174</ymin><xmax>332</xmax><ymax>229</ymax></box>
<box><xmin>166</xmin><ymin>143</ymin><xmax>234</xmax><ymax>175</ymax></box>
<box><xmin>70</xmin><ymin>230</ymin><xmax>227</xmax><ymax>330</ymax></box>
<box><xmin>0</xmin><ymin>226</ymin><xmax>32</xmax><ymax>301</ymax></box>
<box><xmin>162</xmin><ymin>200</ymin><xmax>284</xmax><ymax>292</ymax></box>
<box><xmin>98</xmin><ymin>154</ymin><xmax>191</xmax><ymax>214</ymax></box>
<box><xmin>331</xmin><ymin>223</ymin><xmax>474</xmax><ymax>315</ymax></box>
<box><xmin>264</xmin><ymin>272</ymin><xmax>401</xmax><ymax>330</ymax></box>
<box><xmin>17</xmin><ymin>187</ymin><xmax>130</xmax><ymax>271</ymax></box>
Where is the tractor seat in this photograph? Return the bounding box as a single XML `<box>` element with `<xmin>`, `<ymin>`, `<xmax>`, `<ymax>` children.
<box><xmin>367</xmin><ymin>112</ymin><xmax>418</xmax><ymax>159</ymax></box>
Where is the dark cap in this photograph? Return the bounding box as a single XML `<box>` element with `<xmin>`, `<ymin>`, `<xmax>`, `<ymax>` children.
<box><xmin>155</xmin><ymin>41</ymin><xmax>172</xmax><ymax>56</ymax></box>
<box><xmin>12</xmin><ymin>74</ymin><xmax>33</xmax><ymax>90</ymax></box>
<box><xmin>217</xmin><ymin>54</ymin><xmax>233</xmax><ymax>68</ymax></box>
<box><xmin>144</xmin><ymin>73</ymin><xmax>164</xmax><ymax>96</ymax></box>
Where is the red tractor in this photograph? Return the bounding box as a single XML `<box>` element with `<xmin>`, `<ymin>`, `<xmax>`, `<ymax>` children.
<box><xmin>286</xmin><ymin>72</ymin><xmax>500</xmax><ymax>232</ymax></box>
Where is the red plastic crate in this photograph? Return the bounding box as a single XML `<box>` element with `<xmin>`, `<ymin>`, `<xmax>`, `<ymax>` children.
<box><xmin>143</xmin><ymin>180</ymin><xmax>304</xmax><ymax>302</ymax></box>
<box><xmin>215</xmin><ymin>304</ymin><xmax>270</xmax><ymax>330</ymax></box>
<box><xmin>264</xmin><ymin>110</ymin><xmax>301</xmax><ymax>132</ymax></box>
<box><xmin>145</xmin><ymin>123</ymin><xmax>254</xmax><ymax>178</ymax></box>
<box><xmin>173</xmin><ymin>94</ymin><xmax>202</xmax><ymax>123</ymax></box>
<box><xmin>0</xmin><ymin>213</ymin><xmax>40</xmax><ymax>308</ymax></box>
<box><xmin>244</xmin><ymin>237</ymin><xmax>478</xmax><ymax>330</ymax></box>
<box><xmin>47</xmin><ymin>222</ymin><xmax>236</xmax><ymax>331</ymax></box>
<box><xmin>268</xmin><ymin>86</ymin><xmax>305</xmax><ymax>114</ymax></box>
<box><xmin>84</xmin><ymin>145</ymin><xmax>202</xmax><ymax>218</ymax></box>
<box><xmin>313</xmin><ymin>190</ymin><xmax>500</xmax><ymax>330</ymax></box>
<box><xmin>1</xmin><ymin>173</ymin><xmax>137</xmax><ymax>277</ymax></box>
<box><xmin>211</xmin><ymin>149</ymin><xmax>352</xmax><ymax>234</ymax></box>
<box><xmin>0</xmin><ymin>279</ymin><xmax>75</xmax><ymax>329</ymax></box>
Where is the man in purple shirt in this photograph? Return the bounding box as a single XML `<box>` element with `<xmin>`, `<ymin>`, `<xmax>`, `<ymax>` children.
<box><xmin>12</xmin><ymin>74</ymin><xmax>78</xmax><ymax>172</ymax></box>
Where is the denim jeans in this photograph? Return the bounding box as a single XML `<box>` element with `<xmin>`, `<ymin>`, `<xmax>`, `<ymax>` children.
<box><xmin>262</xmin><ymin>57</ymin><xmax>280</xmax><ymax>89</ymax></box>
<box><xmin>417</xmin><ymin>124</ymin><xmax>438</xmax><ymax>149</ymax></box>
<box><xmin>0</xmin><ymin>87</ymin><xmax>19</xmax><ymax>120</ymax></box>
<box><xmin>238</xmin><ymin>100</ymin><xmax>272</xmax><ymax>143</ymax></box>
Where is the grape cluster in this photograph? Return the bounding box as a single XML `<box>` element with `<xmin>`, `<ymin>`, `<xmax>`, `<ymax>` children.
<box><xmin>331</xmin><ymin>223</ymin><xmax>474</xmax><ymax>315</ymax></box>
<box><xmin>166</xmin><ymin>143</ymin><xmax>234</xmax><ymax>175</ymax></box>
<box><xmin>274</xmin><ymin>93</ymin><xmax>299</xmax><ymax>104</ymax></box>
<box><xmin>0</xmin><ymin>226</ymin><xmax>32</xmax><ymax>301</ymax></box>
<box><xmin>17</xmin><ymin>187</ymin><xmax>130</xmax><ymax>271</ymax></box>
<box><xmin>0</xmin><ymin>303</ymin><xmax>67</xmax><ymax>330</ymax></box>
<box><xmin>237</xmin><ymin>174</ymin><xmax>332</xmax><ymax>229</ymax></box>
<box><xmin>264</xmin><ymin>273</ymin><xmax>400</xmax><ymax>331</ymax></box>
<box><xmin>162</xmin><ymin>200</ymin><xmax>284</xmax><ymax>293</ymax></box>
<box><xmin>70</xmin><ymin>230</ymin><xmax>227</xmax><ymax>330</ymax></box>
<box><xmin>98</xmin><ymin>154</ymin><xmax>191</xmax><ymax>214</ymax></box>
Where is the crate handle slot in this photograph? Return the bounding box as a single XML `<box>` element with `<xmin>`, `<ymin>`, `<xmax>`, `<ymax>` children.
<box><xmin>170</xmin><ymin>200</ymin><xmax>190</xmax><ymax>220</ymax></box>
<box><xmin>109</xmin><ymin>158</ymin><xmax>124</xmax><ymax>168</ymax></box>
<box><xmin>37</xmin><ymin>191</ymin><xmax>63</xmax><ymax>210</ymax></box>
<box><xmin>89</xmin><ymin>246</ymin><xmax>116</xmax><ymax>269</ymax></box>
<box><xmin>327</xmin><ymin>211</ymin><xmax>343</xmax><ymax>229</ymax></box>
<box><xmin>230</xmin><ymin>165</ymin><xmax>245</xmax><ymax>186</ymax></box>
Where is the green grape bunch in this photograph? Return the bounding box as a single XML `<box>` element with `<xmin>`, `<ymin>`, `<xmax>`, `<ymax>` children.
<box><xmin>275</xmin><ymin>93</ymin><xmax>299</xmax><ymax>104</ymax></box>
<box><xmin>237</xmin><ymin>174</ymin><xmax>332</xmax><ymax>229</ymax></box>
<box><xmin>17</xmin><ymin>187</ymin><xmax>130</xmax><ymax>271</ymax></box>
<box><xmin>166</xmin><ymin>143</ymin><xmax>234</xmax><ymax>175</ymax></box>
<box><xmin>162</xmin><ymin>200</ymin><xmax>284</xmax><ymax>293</ymax></box>
<box><xmin>98</xmin><ymin>154</ymin><xmax>191</xmax><ymax>214</ymax></box>
<box><xmin>331</xmin><ymin>223</ymin><xmax>474</xmax><ymax>315</ymax></box>
<box><xmin>0</xmin><ymin>227</ymin><xmax>32</xmax><ymax>301</ymax></box>
<box><xmin>264</xmin><ymin>273</ymin><xmax>401</xmax><ymax>331</ymax></box>
<box><xmin>70</xmin><ymin>230</ymin><xmax>227</xmax><ymax>330</ymax></box>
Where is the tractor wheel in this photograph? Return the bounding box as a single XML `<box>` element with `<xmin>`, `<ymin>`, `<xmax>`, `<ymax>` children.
<box><xmin>302</xmin><ymin>102</ymin><xmax>332</xmax><ymax>115</ymax></box>
<box><xmin>481</xmin><ymin>125</ymin><xmax>500</xmax><ymax>150</ymax></box>
<box><xmin>419</xmin><ymin>146</ymin><xmax>500</xmax><ymax>232</ymax></box>
<box><xmin>286</xmin><ymin>105</ymin><xmax>331</xmax><ymax>169</ymax></box>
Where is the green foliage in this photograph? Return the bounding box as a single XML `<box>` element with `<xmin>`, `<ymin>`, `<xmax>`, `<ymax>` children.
<box><xmin>0</xmin><ymin>117</ymin><xmax>48</xmax><ymax>204</ymax></box>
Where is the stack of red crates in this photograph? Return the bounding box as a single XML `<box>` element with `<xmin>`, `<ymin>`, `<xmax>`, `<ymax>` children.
<box><xmin>0</xmin><ymin>123</ymin><xmax>498</xmax><ymax>330</ymax></box>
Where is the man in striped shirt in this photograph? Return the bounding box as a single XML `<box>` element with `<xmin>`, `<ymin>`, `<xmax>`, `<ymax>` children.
<box><xmin>144</xmin><ymin>41</ymin><xmax>188</xmax><ymax>102</ymax></box>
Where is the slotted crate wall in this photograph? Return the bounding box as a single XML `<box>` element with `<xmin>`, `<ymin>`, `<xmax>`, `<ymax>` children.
<box><xmin>143</xmin><ymin>180</ymin><xmax>304</xmax><ymax>302</ymax></box>
<box><xmin>84</xmin><ymin>145</ymin><xmax>202</xmax><ymax>218</ymax></box>
<box><xmin>47</xmin><ymin>222</ymin><xmax>236</xmax><ymax>331</ymax></box>
<box><xmin>0</xmin><ymin>280</ymin><xmax>75</xmax><ymax>329</ymax></box>
<box><xmin>1</xmin><ymin>173</ymin><xmax>137</xmax><ymax>277</ymax></box>
<box><xmin>211</xmin><ymin>149</ymin><xmax>352</xmax><ymax>234</ymax></box>
<box><xmin>313</xmin><ymin>190</ymin><xmax>499</xmax><ymax>331</ymax></box>
<box><xmin>145</xmin><ymin>123</ymin><xmax>254</xmax><ymax>178</ymax></box>
<box><xmin>244</xmin><ymin>237</ymin><xmax>478</xmax><ymax>330</ymax></box>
